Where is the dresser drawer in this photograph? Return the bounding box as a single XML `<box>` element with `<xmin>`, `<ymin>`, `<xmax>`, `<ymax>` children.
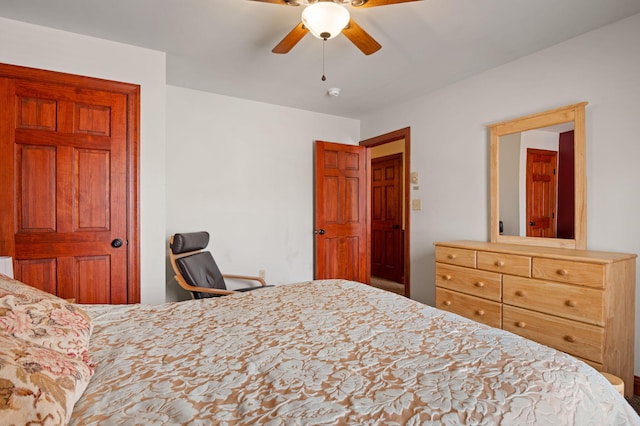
<box><xmin>503</xmin><ymin>306</ymin><xmax>603</xmax><ymax>363</ymax></box>
<box><xmin>436</xmin><ymin>287</ymin><xmax>502</xmax><ymax>328</ymax></box>
<box><xmin>435</xmin><ymin>263</ymin><xmax>502</xmax><ymax>302</ymax></box>
<box><xmin>477</xmin><ymin>251</ymin><xmax>531</xmax><ymax>277</ymax></box>
<box><xmin>435</xmin><ymin>246</ymin><xmax>476</xmax><ymax>268</ymax></box>
<box><xmin>574</xmin><ymin>356</ymin><xmax>603</xmax><ymax>372</ymax></box>
<box><xmin>532</xmin><ymin>258</ymin><xmax>604</xmax><ymax>288</ymax></box>
<box><xmin>503</xmin><ymin>276</ymin><xmax>604</xmax><ymax>326</ymax></box>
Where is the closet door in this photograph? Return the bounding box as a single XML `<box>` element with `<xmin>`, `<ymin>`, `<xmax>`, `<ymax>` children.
<box><xmin>0</xmin><ymin>66</ymin><xmax>140</xmax><ymax>304</ymax></box>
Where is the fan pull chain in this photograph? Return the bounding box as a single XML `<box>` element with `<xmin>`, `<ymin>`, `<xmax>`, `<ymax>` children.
<box><xmin>321</xmin><ymin>36</ymin><xmax>327</xmax><ymax>81</ymax></box>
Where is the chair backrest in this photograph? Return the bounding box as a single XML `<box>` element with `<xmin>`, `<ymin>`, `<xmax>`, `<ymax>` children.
<box><xmin>169</xmin><ymin>232</ymin><xmax>227</xmax><ymax>299</ymax></box>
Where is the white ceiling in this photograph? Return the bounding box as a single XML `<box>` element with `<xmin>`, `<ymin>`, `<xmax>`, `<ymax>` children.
<box><xmin>1</xmin><ymin>0</ymin><xmax>639</xmax><ymax>119</ymax></box>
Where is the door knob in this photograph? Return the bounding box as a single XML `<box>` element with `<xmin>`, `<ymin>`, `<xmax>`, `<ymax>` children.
<box><xmin>314</xmin><ymin>229</ymin><xmax>325</xmax><ymax>235</ymax></box>
<box><xmin>529</xmin><ymin>221</ymin><xmax>536</xmax><ymax>226</ymax></box>
<box><xmin>392</xmin><ymin>224</ymin><xmax>400</xmax><ymax>229</ymax></box>
<box><xmin>111</xmin><ymin>238</ymin><xmax>124</xmax><ymax>248</ymax></box>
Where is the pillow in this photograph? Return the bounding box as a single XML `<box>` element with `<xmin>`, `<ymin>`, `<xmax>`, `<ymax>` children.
<box><xmin>0</xmin><ymin>273</ymin><xmax>67</xmax><ymax>303</ymax></box>
<box><xmin>0</xmin><ymin>333</ymin><xmax>93</xmax><ymax>425</ymax></box>
<box><xmin>0</xmin><ymin>274</ymin><xmax>93</xmax><ymax>365</ymax></box>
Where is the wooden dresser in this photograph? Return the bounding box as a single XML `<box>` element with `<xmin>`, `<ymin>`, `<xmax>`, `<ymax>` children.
<box><xmin>434</xmin><ymin>240</ymin><xmax>636</xmax><ymax>396</ymax></box>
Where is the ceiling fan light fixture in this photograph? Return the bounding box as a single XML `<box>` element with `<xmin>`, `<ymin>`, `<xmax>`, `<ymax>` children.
<box><xmin>301</xmin><ymin>2</ymin><xmax>350</xmax><ymax>40</ymax></box>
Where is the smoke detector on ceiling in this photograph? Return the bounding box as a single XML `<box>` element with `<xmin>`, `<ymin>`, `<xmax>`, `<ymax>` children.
<box><xmin>327</xmin><ymin>87</ymin><xmax>341</xmax><ymax>97</ymax></box>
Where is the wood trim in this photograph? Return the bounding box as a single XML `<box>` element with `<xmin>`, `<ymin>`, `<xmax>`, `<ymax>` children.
<box><xmin>488</xmin><ymin>102</ymin><xmax>588</xmax><ymax>250</ymax></box>
<box><xmin>365</xmin><ymin>147</ymin><xmax>372</xmax><ymax>283</ymax></box>
<box><xmin>490</xmin><ymin>125</ymin><xmax>499</xmax><ymax>243</ymax></box>
<box><xmin>126</xmin><ymin>86</ymin><xmax>141</xmax><ymax>303</ymax></box>
<box><xmin>0</xmin><ymin>63</ymin><xmax>141</xmax><ymax>93</ymax></box>
<box><xmin>0</xmin><ymin>77</ymin><xmax>15</xmax><ymax>258</ymax></box>
<box><xmin>488</xmin><ymin>102</ymin><xmax>587</xmax><ymax>134</ymax></box>
<box><xmin>360</xmin><ymin>127</ymin><xmax>411</xmax><ymax>298</ymax></box>
<box><xmin>573</xmin><ymin>104</ymin><xmax>587</xmax><ymax>250</ymax></box>
<box><xmin>0</xmin><ymin>62</ymin><xmax>141</xmax><ymax>303</ymax></box>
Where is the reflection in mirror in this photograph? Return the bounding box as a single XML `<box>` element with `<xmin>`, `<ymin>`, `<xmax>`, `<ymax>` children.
<box><xmin>489</xmin><ymin>102</ymin><xmax>587</xmax><ymax>249</ymax></box>
<box><xmin>499</xmin><ymin>122</ymin><xmax>575</xmax><ymax>239</ymax></box>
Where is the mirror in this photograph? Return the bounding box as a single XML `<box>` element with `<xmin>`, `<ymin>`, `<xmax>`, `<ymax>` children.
<box><xmin>488</xmin><ymin>102</ymin><xmax>587</xmax><ymax>249</ymax></box>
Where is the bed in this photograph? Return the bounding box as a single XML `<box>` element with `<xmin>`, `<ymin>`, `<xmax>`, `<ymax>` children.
<box><xmin>1</xmin><ymin>275</ymin><xmax>638</xmax><ymax>425</ymax></box>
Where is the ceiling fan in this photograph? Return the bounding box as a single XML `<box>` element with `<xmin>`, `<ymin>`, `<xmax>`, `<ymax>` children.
<box><xmin>252</xmin><ymin>0</ymin><xmax>421</xmax><ymax>55</ymax></box>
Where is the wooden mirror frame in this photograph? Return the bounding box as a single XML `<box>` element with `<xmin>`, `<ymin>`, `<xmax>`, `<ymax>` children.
<box><xmin>488</xmin><ymin>102</ymin><xmax>587</xmax><ymax>249</ymax></box>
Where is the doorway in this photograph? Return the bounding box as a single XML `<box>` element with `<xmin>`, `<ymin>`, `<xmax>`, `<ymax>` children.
<box><xmin>361</xmin><ymin>128</ymin><xmax>411</xmax><ymax>297</ymax></box>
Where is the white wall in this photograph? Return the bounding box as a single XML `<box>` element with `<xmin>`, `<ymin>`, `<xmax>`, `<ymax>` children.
<box><xmin>0</xmin><ymin>17</ymin><xmax>168</xmax><ymax>304</ymax></box>
<box><xmin>361</xmin><ymin>13</ymin><xmax>640</xmax><ymax>371</ymax></box>
<box><xmin>499</xmin><ymin>133</ymin><xmax>520</xmax><ymax>236</ymax></box>
<box><xmin>165</xmin><ymin>86</ymin><xmax>360</xmax><ymax>301</ymax></box>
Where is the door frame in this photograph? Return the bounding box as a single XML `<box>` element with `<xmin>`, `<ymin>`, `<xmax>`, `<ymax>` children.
<box><xmin>360</xmin><ymin>127</ymin><xmax>411</xmax><ymax>298</ymax></box>
<box><xmin>0</xmin><ymin>63</ymin><xmax>141</xmax><ymax>302</ymax></box>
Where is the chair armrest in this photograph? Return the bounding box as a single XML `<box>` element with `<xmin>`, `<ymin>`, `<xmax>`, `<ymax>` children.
<box><xmin>173</xmin><ymin>274</ymin><xmax>237</xmax><ymax>295</ymax></box>
<box><xmin>187</xmin><ymin>286</ymin><xmax>237</xmax><ymax>296</ymax></box>
<box><xmin>222</xmin><ymin>274</ymin><xmax>267</xmax><ymax>287</ymax></box>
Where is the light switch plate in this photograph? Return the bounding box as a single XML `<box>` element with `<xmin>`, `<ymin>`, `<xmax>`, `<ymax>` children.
<box><xmin>412</xmin><ymin>199</ymin><xmax>422</xmax><ymax>211</ymax></box>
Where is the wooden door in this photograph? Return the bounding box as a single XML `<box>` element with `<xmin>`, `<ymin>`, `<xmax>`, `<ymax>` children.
<box><xmin>526</xmin><ymin>148</ymin><xmax>557</xmax><ymax>238</ymax></box>
<box><xmin>371</xmin><ymin>154</ymin><xmax>404</xmax><ymax>283</ymax></box>
<box><xmin>0</xmin><ymin>65</ymin><xmax>140</xmax><ymax>304</ymax></box>
<box><xmin>557</xmin><ymin>130</ymin><xmax>575</xmax><ymax>239</ymax></box>
<box><xmin>314</xmin><ymin>141</ymin><xmax>369</xmax><ymax>283</ymax></box>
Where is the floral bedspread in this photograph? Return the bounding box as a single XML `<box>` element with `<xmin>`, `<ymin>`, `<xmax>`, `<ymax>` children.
<box><xmin>70</xmin><ymin>280</ymin><xmax>639</xmax><ymax>425</ymax></box>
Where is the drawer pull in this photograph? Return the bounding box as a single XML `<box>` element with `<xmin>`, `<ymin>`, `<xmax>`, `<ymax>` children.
<box><xmin>557</xmin><ymin>269</ymin><xmax>569</xmax><ymax>276</ymax></box>
<box><xmin>515</xmin><ymin>290</ymin><xmax>526</xmax><ymax>297</ymax></box>
<box><xmin>565</xmin><ymin>300</ymin><xmax>577</xmax><ymax>308</ymax></box>
<box><xmin>475</xmin><ymin>282</ymin><xmax>485</xmax><ymax>288</ymax></box>
<box><xmin>475</xmin><ymin>310</ymin><xmax>485</xmax><ymax>316</ymax></box>
<box><xmin>564</xmin><ymin>335</ymin><xmax>577</xmax><ymax>343</ymax></box>
<box><xmin>495</xmin><ymin>260</ymin><xmax>505</xmax><ymax>267</ymax></box>
<box><xmin>443</xmin><ymin>300</ymin><xmax>451</xmax><ymax>306</ymax></box>
<box><xmin>443</xmin><ymin>274</ymin><xmax>452</xmax><ymax>281</ymax></box>
<box><xmin>447</xmin><ymin>254</ymin><xmax>456</xmax><ymax>260</ymax></box>
<box><xmin>516</xmin><ymin>321</ymin><xmax>526</xmax><ymax>328</ymax></box>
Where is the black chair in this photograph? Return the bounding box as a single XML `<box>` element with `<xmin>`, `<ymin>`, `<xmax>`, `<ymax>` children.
<box><xmin>169</xmin><ymin>231</ymin><xmax>268</xmax><ymax>298</ymax></box>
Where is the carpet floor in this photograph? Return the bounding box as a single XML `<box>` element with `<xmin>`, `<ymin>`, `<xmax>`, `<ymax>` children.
<box><xmin>627</xmin><ymin>395</ymin><xmax>640</xmax><ymax>415</ymax></box>
<box><xmin>370</xmin><ymin>276</ymin><xmax>405</xmax><ymax>296</ymax></box>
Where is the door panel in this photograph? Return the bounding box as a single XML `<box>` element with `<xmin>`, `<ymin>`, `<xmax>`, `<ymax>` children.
<box><xmin>314</xmin><ymin>141</ymin><xmax>368</xmax><ymax>283</ymax></box>
<box><xmin>0</xmin><ymin>66</ymin><xmax>138</xmax><ymax>304</ymax></box>
<box><xmin>17</xmin><ymin>145</ymin><xmax>57</xmax><ymax>232</ymax></box>
<box><xmin>16</xmin><ymin>259</ymin><xmax>57</xmax><ymax>295</ymax></box>
<box><xmin>371</xmin><ymin>154</ymin><xmax>403</xmax><ymax>283</ymax></box>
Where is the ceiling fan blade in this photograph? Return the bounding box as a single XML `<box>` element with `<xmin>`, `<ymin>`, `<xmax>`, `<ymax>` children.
<box><xmin>351</xmin><ymin>0</ymin><xmax>421</xmax><ymax>8</ymax></box>
<box><xmin>250</xmin><ymin>0</ymin><xmax>301</xmax><ymax>5</ymax></box>
<box><xmin>342</xmin><ymin>19</ymin><xmax>381</xmax><ymax>55</ymax></box>
<box><xmin>272</xmin><ymin>22</ymin><xmax>309</xmax><ymax>54</ymax></box>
